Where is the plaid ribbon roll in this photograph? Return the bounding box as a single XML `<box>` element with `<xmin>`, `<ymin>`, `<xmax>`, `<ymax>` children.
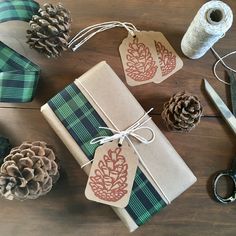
<box><xmin>0</xmin><ymin>0</ymin><xmax>40</xmax><ymax>102</ymax></box>
<box><xmin>48</xmin><ymin>83</ymin><xmax>167</xmax><ymax>226</ymax></box>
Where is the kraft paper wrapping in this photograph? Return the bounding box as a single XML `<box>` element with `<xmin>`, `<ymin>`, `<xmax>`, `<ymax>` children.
<box><xmin>41</xmin><ymin>61</ymin><xmax>196</xmax><ymax>232</ymax></box>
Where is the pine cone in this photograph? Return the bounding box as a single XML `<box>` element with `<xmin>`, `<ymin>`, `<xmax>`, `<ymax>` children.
<box><xmin>162</xmin><ymin>92</ymin><xmax>203</xmax><ymax>132</ymax></box>
<box><xmin>0</xmin><ymin>141</ymin><xmax>59</xmax><ymax>200</ymax></box>
<box><xmin>26</xmin><ymin>3</ymin><xmax>72</xmax><ymax>58</ymax></box>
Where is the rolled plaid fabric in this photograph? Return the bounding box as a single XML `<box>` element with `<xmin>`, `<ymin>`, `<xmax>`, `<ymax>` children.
<box><xmin>0</xmin><ymin>0</ymin><xmax>40</xmax><ymax>102</ymax></box>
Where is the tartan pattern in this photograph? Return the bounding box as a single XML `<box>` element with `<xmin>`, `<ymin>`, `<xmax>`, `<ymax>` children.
<box><xmin>48</xmin><ymin>83</ymin><xmax>167</xmax><ymax>226</ymax></box>
<box><xmin>0</xmin><ymin>136</ymin><xmax>10</xmax><ymax>160</ymax></box>
<box><xmin>0</xmin><ymin>0</ymin><xmax>39</xmax><ymax>22</ymax></box>
<box><xmin>0</xmin><ymin>0</ymin><xmax>40</xmax><ymax>102</ymax></box>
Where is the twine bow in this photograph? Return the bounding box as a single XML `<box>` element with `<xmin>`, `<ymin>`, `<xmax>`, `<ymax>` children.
<box><xmin>81</xmin><ymin>108</ymin><xmax>155</xmax><ymax>169</ymax></box>
<box><xmin>90</xmin><ymin>108</ymin><xmax>155</xmax><ymax>146</ymax></box>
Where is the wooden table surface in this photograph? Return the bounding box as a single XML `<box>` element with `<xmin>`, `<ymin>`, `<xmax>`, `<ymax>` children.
<box><xmin>0</xmin><ymin>0</ymin><xmax>236</xmax><ymax>235</ymax></box>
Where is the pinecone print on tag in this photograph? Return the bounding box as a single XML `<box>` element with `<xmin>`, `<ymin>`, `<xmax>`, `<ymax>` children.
<box><xmin>155</xmin><ymin>41</ymin><xmax>176</xmax><ymax>76</ymax></box>
<box><xmin>126</xmin><ymin>37</ymin><xmax>158</xmax><ymax>81</ymax></box>
<box><xmin>89</xmin><ymin>147</ymin><xmax>128</xmax><ymax>202</ymax></box>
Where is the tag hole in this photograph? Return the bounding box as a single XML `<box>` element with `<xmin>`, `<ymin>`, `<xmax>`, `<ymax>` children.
<box><xmin>118</xmin><ymin>143</ymin><xmax>122</xmax><ymax>147</ymax></box>
<box><xmin>133</xmin><ymin>35</ymin><xmax>136</xmax><ymax>38</ymax></box>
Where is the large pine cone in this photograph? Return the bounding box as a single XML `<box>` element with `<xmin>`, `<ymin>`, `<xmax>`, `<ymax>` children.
<box><xmin>162</xmin><ymin>92</ymin><xmax>203</xmax><ymax>132</ymax></box>
<box><xmin>0</xmin><ymin>141</ymin><xmax>59</xmax><ymax>200</ymax></box>
<box><xmin>26</xmin><ymin>3</ymin><xmax>72</xmax><ymax>58</ymax></box>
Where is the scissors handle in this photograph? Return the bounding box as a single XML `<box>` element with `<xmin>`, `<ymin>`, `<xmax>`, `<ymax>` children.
<box><xmin>213</xmin><ymin>170</ymin><xmax>236</xmax><ymax>204</ymax></box>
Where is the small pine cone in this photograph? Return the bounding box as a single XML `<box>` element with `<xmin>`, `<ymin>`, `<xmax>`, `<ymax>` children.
<box><xmin>26</xmin><ymin>3</ymin><xmax>72</xmax><ymax>58</ymax></box>
<box><xmin>0</xmin><ymin>141</ymin><xmax>59</xmax><ymax>200</ymax></box>
<box><xmin>162</xmin><ymin>92</ymin><xmax>203</xmax><ymax>132</ymax></box>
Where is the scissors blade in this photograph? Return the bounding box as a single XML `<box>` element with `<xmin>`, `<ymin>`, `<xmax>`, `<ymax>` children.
<box><xmin>228</xmin><ymin>71</ymin><xmax>236</xmax><ymax>117</ymax></box>
<box><xmin>203</xmin><ymin>79</ymin><xmax>236</xmax><ymax>136</ymax></box>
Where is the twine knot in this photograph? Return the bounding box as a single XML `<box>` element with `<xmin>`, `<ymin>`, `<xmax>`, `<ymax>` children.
<box><xmin>90</xmin><ymin>108</ymin><xmax>155</xmax><ymax>146</ymax></box>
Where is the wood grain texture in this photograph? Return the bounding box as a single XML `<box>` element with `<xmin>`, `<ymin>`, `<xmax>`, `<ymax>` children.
<box><xmin>0</xmin><ymin>0</ymin><xmax>236</xmax><ymax>235</ymax></box>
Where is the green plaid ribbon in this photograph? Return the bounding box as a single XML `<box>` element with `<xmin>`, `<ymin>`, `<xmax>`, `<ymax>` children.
<box><xmin>48</xmin><ymin>83</ymin><xmax>167</xmax><ymax>226</ymax></box>
<box><xmin>0</xmin><ymin>136</ymin><xmax>10</xmax><ymax>162</ymax></box>
<box><xmin>0</xmin><ymin>0</ymin><xmax>40</xmax><ymax>102</ymax></box>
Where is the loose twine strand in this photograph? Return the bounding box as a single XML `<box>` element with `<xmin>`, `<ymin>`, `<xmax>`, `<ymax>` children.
<box><xmin>211</xmin><ymin>47</ymin><xmax>236</xmax><ymax>85</ymax></box>
<box><xmin>68</xmin><ymin>21</ymin><xmax>139</xmax><ymax>51</ymax></box>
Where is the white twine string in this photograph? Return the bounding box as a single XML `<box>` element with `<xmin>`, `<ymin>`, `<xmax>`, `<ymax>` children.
<box><xmin>89</xmin><ymin>114</ymin><xmax>155</xmax><ymax>146</ymax></box>
<box><xmin>211</xmin><ymin>47</ymin><xmax>236</xmax><ymax>85</ymax></box>
<box><xmin>77</xmin><ymin>80</ymin><xmax>171</xmax><ymax>204</ymax></box>
<box><xmin>68</xmin><ymin>21</ymin><xmax>139</xmax><ymax>51</ymax></box>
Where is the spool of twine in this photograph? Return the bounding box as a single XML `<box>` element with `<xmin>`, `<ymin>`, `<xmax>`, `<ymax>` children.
<box><xmin>181</xmin><ymin>1</ymin><xmax>233</xmax><ymax>59</ymax></box>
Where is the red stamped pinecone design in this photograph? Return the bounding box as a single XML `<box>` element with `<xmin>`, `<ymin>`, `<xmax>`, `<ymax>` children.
<box><xmin>89</xmin><ymin>148</ymin><xmax>128</xmax><ymax>202</ymax></box>
<box><xmin>126</xmin><ymin>37</ymin><xmax>158</xmax><ymax>81</ymax></box>
<box><xmin>155</xmin><ymin>41</ymin><xmax>176</xmax><ymax>76</ymax></box>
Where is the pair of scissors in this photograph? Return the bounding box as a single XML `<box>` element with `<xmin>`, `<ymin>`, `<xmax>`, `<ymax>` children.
<box><xmin>204</xmin><ymin>71</ymin><xmax>236</xmax><ymax>204</ymax></box>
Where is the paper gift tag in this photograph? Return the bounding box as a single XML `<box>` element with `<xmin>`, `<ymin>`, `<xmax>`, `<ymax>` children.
<box><xmin>146</xmin><ymin>31</ymin><xmax>183</xmax><ymax>83</ymax></box>
<box><xmin>119</xmin><ymin>31</ymin><xmax>183</xmax><ymax>86</ymax></box>
<box><xmin>85</xmin><ymin>141</ymin><xmax>138</xmax><ymax>208</ymax></box>
<box><xmin>119</xmin><ymin>31</ymin><xmax>162</xmax><ymax>86</ymax></box>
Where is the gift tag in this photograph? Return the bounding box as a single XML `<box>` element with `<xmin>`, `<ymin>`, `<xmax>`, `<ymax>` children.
<box><xmin>119</xmin><ymin>31</ymin><xmax>183</xmax><ymax>86</ymax></box>
<box><xmin>147</xmin><ymin>32</ymin><xmax>183</xmax><ymax>83</ymax></box>
<box><xmin>119</xmin><ymin>31</ymin><xmax>162</xmax><ymax>86</ymax></box>
<box><xmin>85</xmin><ymin>141</ymin><xmax>138</xmax><ymax>208</ymax></box>
<box><xmin>69</xmin><ymin>22</ymin><xmax>183</xmax><ymax>86</ymax></box>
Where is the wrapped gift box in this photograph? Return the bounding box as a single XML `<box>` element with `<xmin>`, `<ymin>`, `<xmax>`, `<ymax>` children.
<box><xmin>41</xmin><ymin>61</ymin><xmax>196</xmax><ymax>232</ymax></box>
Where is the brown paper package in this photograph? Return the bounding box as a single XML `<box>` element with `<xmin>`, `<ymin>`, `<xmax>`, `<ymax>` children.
<box><xmin>41</xmin><ymin>61</ymin><xmax>197</xmax><ymax>232</ymax></box>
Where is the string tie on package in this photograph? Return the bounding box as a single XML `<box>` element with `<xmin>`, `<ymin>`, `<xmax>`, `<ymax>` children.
<box><xmin>81</xmin><ymin>108</ymin><xmax>155</xmax><ymax>169</ymax></box>
<box><xmin>90</xmin><ymin>108</ymin><xmax>155</xmax><ymax>146</ymax></box>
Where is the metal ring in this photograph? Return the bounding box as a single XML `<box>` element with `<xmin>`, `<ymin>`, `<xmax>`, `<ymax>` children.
<box><xmin>213</xmin><ymin>171</ymin><xmax>236</xmax><ymax>204</ymax></box>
